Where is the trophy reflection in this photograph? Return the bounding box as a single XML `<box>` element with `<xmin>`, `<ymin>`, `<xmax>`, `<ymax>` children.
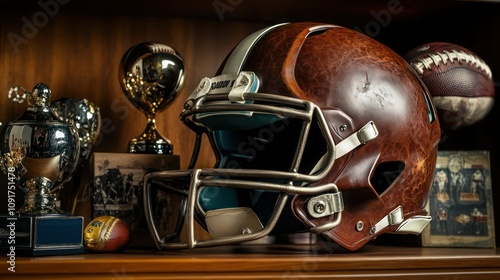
<box><xmin>0</xmin><ymin>83</ymin><xmax>84</xmax><ymax>256</ymax></box>
<box><xmin>119</xmin><ymin>42</ymin><xmax>185</xmax><ymax>154</ymax></box>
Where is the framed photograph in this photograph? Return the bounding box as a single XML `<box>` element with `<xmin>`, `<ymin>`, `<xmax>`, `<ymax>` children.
<box><xmin>422</xmin><ymin>150</ymin><xmax>496</xmax><ymax>248</ymax></box>
<box><xmin>91</xmin><ymin>152</ymin><xmax>180</xmax><ymax>248</ymax></box>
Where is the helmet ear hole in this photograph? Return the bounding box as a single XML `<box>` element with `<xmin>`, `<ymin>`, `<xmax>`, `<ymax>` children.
<box><xmin>370</xmin><ymin>161</ymin><xmax>405</xmax><ymax>196</ymax></box>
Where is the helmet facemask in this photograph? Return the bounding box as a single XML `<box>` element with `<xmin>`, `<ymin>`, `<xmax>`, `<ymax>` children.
<box><xmin>144</xmin><ymin>83</ymin><xmax>346</xmax><ymax>248</ymax></box>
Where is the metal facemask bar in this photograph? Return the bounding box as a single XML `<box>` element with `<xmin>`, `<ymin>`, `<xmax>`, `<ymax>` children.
<box><xmin>142</xmin><ymin>70</ymin><xmax>379</xmax><ymax>249</ymax></box>
<box><xmin>144</xmin><ymin>169</ymin><xmax>342</xmax><ymax>249</ymax></box>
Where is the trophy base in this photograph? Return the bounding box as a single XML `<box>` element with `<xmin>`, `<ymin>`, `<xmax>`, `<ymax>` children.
<box><xmin>0</xmin><ymin>214</ymin><xmax>84</xmax><ymax>256</ymax></box>
<box><xmin>128</xmin><ymin>139</ymin><xmax>173</xmax><ymax>155</ymax></box>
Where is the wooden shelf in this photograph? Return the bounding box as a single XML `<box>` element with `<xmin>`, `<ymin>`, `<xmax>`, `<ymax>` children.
<box><xmin>1</xmin><ymin>244</ymin><xmax>499</xmax><ymax>279</ymax></box>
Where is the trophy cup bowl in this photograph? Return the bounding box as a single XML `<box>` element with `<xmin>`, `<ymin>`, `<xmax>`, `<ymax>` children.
<box><xmin>118</xmin><ymin>42</ymin><xmax>185</xmax><ymax>154</ymax></box>
<box><xmin>0</xmin><ymin>83</ymin><xmax>84</xmax><ymax>256</ymax></box>
<box><xmin>50</xmin><ymin>97</ymin><xmax>101</xmax><ymax>212</ymax></box>
<box><xmin>51</xmin><ymin>97</ymin><xmax>101</xmax><ymax>165</ymax></box>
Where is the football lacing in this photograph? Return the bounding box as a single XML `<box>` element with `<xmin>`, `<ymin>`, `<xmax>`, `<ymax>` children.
<box><xmin>411</xmin><ymin>49</ymin><xmax>492</xmax><ymax>79</ymax></box>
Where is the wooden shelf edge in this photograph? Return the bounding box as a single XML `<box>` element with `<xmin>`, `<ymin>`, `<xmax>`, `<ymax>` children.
<box><xmin>1</xmin><ymin>244</ymin><xmax>499</xmax><ymax>277</ymax></box>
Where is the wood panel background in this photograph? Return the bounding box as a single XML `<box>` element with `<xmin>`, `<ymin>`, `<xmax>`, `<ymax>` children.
<box><xmin>0</xmin><ymin>11</ymin><xmax>268</xmax><ymax>169</ymax></box>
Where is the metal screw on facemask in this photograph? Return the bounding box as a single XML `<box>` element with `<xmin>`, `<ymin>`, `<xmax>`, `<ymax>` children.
<box><xmin>184</xmin><ymin>100</ymin><xmax>193</xmax><ymax>110</ymax></box>
<box><xmin>313</xmin><ymin>201</ymin><xmax>326</xmax><ymax>214</ymax></box>
<box><xmin>340</xmin><ymin>124</ymin><xmax>347</xmax><ymax>132</ymax></box>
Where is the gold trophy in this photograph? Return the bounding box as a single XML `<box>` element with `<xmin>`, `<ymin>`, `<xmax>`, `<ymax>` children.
<box><xmin>119</xmin><ymin>42</ymin><xmax>185</xmax><ymax>154</ymax></box>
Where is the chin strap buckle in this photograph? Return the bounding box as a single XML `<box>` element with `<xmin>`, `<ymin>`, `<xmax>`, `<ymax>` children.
<box><xmin>370</xmin><ymin>206</ymin><xmax>432</xmax><ymax>235</ymax></box>
<box><xmin>370</xmin><ymin>206</ymin><xmax>404</xmax><ymax>235</ymax></box>
<box><xmin>396</xmin><ymin>215</ymin><xmax>432</xmax><ymax>235</ymax></box>
<box><xmin>335</xmin><ymin>121</ymin><xmax>378</xmax><ymax>159</ymax></box>
<box><xmin>228</xmin><ymin>71</ymin><xmax>259</xmax><ymax>102</ymax></box>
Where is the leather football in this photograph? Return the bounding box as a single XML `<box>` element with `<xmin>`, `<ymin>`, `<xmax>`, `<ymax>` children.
<box><xmin>83</xmin><ymin>216</ymin><xmax>131</xmax><ymax>253</ymax></box>
<box><xmin>404</xmin><ymin>42</ymin><xmax>495</xmax><ymax>130</ymax></box>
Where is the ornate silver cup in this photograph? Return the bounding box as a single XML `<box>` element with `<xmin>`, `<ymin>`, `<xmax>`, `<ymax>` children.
<box><xmin>0</xmin><ymin>83</ymin><xmax>84</xmax><ymax>256</ymax></box>
<box><xmin>118</xmin><ymin>42</ymin><xmax>185</xmax><ymax>154</ymax></box>
<box><xmin>1</xmin><ymin>83</ymin><xmax>80</xmax><ymax>214</ymax></box>
<box><xmin>50</xmin><ymin>97</ymin><xmax>101</xmax><ymax>212</ymax></box>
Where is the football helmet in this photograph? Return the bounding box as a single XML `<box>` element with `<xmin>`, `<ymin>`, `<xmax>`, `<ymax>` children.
<box><xmin>143</xmin><ymin>22</ymin><xmax>441</xmax><ymax>251</ymax></box>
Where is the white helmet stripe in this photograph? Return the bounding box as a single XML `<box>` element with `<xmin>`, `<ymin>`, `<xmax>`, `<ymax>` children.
<box><xmin>222</xmin><ymin>23</ymin><xmax>289</xmax><ymax>75</ymax></box>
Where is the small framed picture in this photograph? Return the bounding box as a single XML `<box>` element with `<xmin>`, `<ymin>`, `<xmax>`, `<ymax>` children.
<box><xmin>422</xmin><ymin>150</ymin><xmax>496</xmax><ymax>248</ymax></box>
<box><xmin>91</xmin><ymin>152</ymin><xmax>180</xmax><ymax>248</ymax></box>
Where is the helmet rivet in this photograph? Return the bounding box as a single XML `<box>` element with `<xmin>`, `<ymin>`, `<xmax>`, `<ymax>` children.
<box><xmin>370</xmin><ymin>226</ymin><xmax>376</xmax><ymax>235</ymax></box>
<box><xmin>197</xmin><ymin>81</ymin><xmax>206</xmax><ymax>92</ymax></box>
<box><xmin>356</xmin><ymin>221</ymin><xmax>364</xmax><ymax>231</ymax></box>
<box><xmin>313</xmin><ymin>201</ymin><xmax>326</xmax><ymax>214</ymax></box>
<box><xmin>340</xmin><ymin>124</ymin><xmax>347</xmax><ymax>132</ymax></box>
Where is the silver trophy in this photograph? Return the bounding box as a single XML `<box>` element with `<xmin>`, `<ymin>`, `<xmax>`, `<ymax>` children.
<box><xmin>50</xmin><ymin>97</ymin><xmax>101</xmax><ymax>212</ymax></box>
<box><xmin>119</xmin><ymin>42</ymin><xmax>185</xmax><ymax>154</ymax></box>
<box><xmin>0</xmin><ymin>83</ymin><xmax>84</xmax><ymax>256</ymax></box>
<box><xmin>50</xmin><ymin>97</ymin><xmax>101</xmax><ymax>166</ymax></box>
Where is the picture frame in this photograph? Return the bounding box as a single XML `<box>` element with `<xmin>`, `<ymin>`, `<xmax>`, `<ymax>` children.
<box><xmin>91</xmin><ymin>152</ymin><xmax>180</xmax><ymax>248</ymax></box>
<box><xmin>422</xmin><ymin>150</ymin><xmax>496</xmax><ymax>248</ymax></box>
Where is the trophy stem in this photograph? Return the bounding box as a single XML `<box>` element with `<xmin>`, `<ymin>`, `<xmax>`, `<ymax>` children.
<box><xmin>19</xmin><ymin>177</ymin><xmax>67</xmax><ymax>215</ymax></box>
<box><xmin>128</xmin><ymin>116</ymin><xmax>173</xmax><ymax>154</ymax></box>
<box><xmin>144</xmin><ymin>115</ymin><xmax>162</xmax><ymax>137</ymax></box>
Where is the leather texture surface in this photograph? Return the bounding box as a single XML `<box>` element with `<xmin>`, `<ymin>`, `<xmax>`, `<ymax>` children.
<box><xmin>239</xmin><ymin>22</ymin><xmax>441</xmax><ymax>251</ymax></box>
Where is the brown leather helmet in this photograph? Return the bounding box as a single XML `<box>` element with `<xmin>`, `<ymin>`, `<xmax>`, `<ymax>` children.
<box><xmin>143</xmin><ymin>22</ymin><xmax>441</xmax><ymax>250</ymax></box>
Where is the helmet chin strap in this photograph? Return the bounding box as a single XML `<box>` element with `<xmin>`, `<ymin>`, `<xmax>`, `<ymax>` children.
<box><xmin>371</xmin><ymin>206</ymin><xmax>432</xmax><ymax>236</ymax></box>
<box><xmin>335</xmin><ymin>121</ymin><xmax>378</xmax><ymax>158</ymax></box>
<box><xmin>309</xmin><ymin>121</ymin><xmax>378</xmax><ymax>177</ymax></box>
<box><xmin>396</xmin><ymin>215</ymin><xmax>432</xmax><ymax>234</ymax></box>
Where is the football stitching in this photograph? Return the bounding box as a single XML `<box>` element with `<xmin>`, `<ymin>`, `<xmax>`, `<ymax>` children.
<box><xmin>103</xmin><ymin>216</ymin><xmax>117</xmax><ymax>242</ymax></box>
<box><xmin>410</xmin><ymin>49</ymin><xmax>492</xmax><ymax>79</ymax></box>
<box><xmin>148</xmin><ymin>43</ymin><xmax>176</xmax><ymax>54</ymax></box>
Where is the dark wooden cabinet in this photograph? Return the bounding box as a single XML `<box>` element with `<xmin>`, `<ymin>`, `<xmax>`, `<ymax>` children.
<box><xmin>0</xmin><ymin>0</ymin><xmax>499</xmax><ymax>278</ymax></box>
